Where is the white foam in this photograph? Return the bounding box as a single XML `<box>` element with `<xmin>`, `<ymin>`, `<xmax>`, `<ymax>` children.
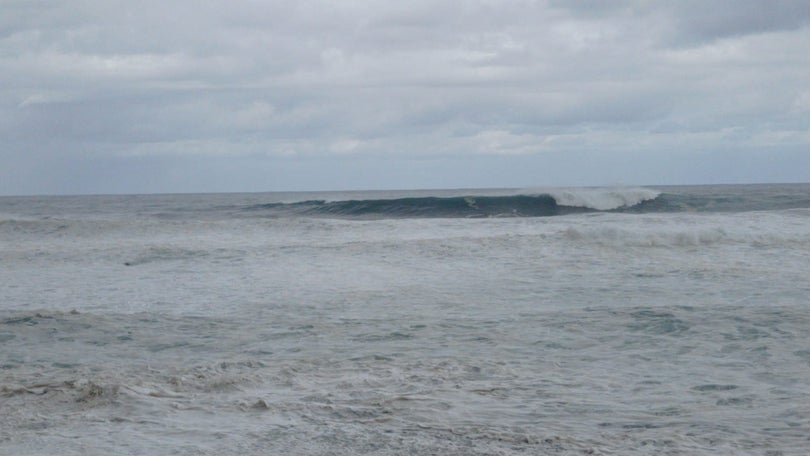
<box><xmin>562</xmin><ymin>225</ymin><xmax>730</xmax><ymax>247</ymax></box>
<box><xmin>544</xmin><ymin>187</ymin><xmax>661</xmax><ymax>211</ymax></box>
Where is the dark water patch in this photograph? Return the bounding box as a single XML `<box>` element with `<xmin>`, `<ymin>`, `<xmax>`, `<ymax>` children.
<box><xmin>632</xmin><ymin>272</ymin><xmax>666</xmax><ymax>278</ymax></box>
<box><xmin>465</xmin><ymin>335</ymin><xmax>494</xmax><ymax>344</ymax></box>
<box><xmin>84</xmin><ymin>339</ymin><xmax>110</xmax><ymax>347</ymax></box>
<box><xmin>651</xmin><ymin>406</ymin><xmax>685</xmax><ymax>417</ymax></box>
<box><xmin>793</xmin><ymin>350</ymin><xmax>810</xmax><ymax>363</ymax></box>
<box><xmin>539</xmin><ymin>341</ymin><xmax>568</xmax><ymax>350</ymax></box>
<box><xmin>216</xmin><ymin>360</ymin><xmax>266</xmax><ymax>370</ymax></box>
<box><xmin>716</xmin><ymin>396</ymin><xmax>753</xmax><ymax>406</ymax></box>
<box><xmin>290</xmin><ymin>324</ymin><xmax>315</xmax><ymax>331</ymax></box>
<box><xmin>627</xmin><ymin>310</ymin><xmax>690</xmax><ymax>335</ymax></box>
<box><xmin>352</xmin><ymin>331</ymin><xmax>415</xmax><ymax>342</ymax></box>
<box><xmin>622</xmin><ymin>422</ymin><xmax>663</xmax><ymax>430</ymax></box>
<box><xmin>637</xmin><ymin>438</ymin><xmax>678</xmax><ymax>450</ymax></box>
<box><xmin>720</xmin><ymin>343</ymin><xmax>742</xmax><ymax>354</ymax></box>
<box><xmin>735</xmin><ymin>325</ymin><xmax>771</xmax><ymax>340</ymax></box>
<box><xmin>3</xmin><ymin>315</ymin><xmax>41</xmax><ymax>326</ymax></box>
<box><xmin>75</xmin><ymin>381</ymin><xmax>119</xmax><ymax>403</ymax></box>
<box><xmin>19</xmin><ymin>421</ymin><xmax>51</xmax><ymax>431</ymax></box>
<box><xmin>147</xmin><ymin>341</ymin><xmax>191</xmax><ymax>352</ymax></box>
<box><xmin>123</xmin><ymin>247</ymin><xmax>211</xmax><ymax>266</ymax></box>
<box><xmin>1</xmin><ymin>312</ymin><xmax>84</xmax><ymax>327</ymax></box>
<box><xmin>692</xmin><ymin>384</ymin><xmax>739</xmax><ymax>392</ymax></box>
<box><xmin>349</xmin><ymin>354</ymin><xmax>395</xmax><ymax>362</ymax></box>
<box><xmin>0</xmin><ymin>333</ymin><xmax>16</xmax><ymax>343</ymax></box>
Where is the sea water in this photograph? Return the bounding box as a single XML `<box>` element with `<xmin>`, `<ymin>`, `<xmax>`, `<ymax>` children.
<box><xmin>1</xmin><ymin>184</ymin><xmax>809</xmax><ymax>455</ymax></box>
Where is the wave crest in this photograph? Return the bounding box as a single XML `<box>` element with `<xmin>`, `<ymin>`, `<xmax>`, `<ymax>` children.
<box><xmin>245</xmin><ymin>187</ymin><xmax>661</xmax><ymax>219</ymax></box>
<box><xmin>545</xmin><ymin>187</ymin><xmax>661</xmax><ymax>211</ymax></box>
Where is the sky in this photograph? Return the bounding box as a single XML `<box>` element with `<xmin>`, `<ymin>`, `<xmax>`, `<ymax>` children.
<box><xmin>2</xmin><ymin>0</ymin><xmax>810</xmax><ymax>195</ymax></box>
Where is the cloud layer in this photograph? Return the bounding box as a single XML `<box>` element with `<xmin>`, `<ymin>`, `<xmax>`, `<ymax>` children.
<box><xmin>2</xmin><ymin>0</ymin><xmax>810</xmax><ymax>194</ymax></box>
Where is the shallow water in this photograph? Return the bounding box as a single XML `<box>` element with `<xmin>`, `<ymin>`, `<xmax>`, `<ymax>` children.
<box><xmin>2</xmin><ymin>185</ymin><xmax>809</xmax><ymax>454</ymax></box>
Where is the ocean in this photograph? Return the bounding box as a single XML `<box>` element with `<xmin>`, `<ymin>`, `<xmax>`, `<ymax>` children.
<box><xmin>1</xmin><ymin>183</ymin><xmax>809</xmax><ymax>455</ymax></box>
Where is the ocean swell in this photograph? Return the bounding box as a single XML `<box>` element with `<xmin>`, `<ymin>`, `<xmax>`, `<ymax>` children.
<box><xmin>245</xmin><ymin>187</ymin><xmax>661</xmax><ymax>219</ymax></box>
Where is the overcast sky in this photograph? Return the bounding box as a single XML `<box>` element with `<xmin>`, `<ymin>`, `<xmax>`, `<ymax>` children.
<box><xmin>2</xmin><ymin>0</ymin><xmax>810</xmax><ymax>195</ymax></box>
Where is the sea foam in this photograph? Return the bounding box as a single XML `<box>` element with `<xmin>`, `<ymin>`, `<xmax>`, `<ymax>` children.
<box><xmin>544</xmin><ymin>187</ymin><xmax>661</xmax><ymax>211</ymax></box>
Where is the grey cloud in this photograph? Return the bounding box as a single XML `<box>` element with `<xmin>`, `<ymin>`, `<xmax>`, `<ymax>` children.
<box><xmin>666</xmin><ymin>0</ymin><xmax>810</xmax><ymax>45</ymax></box>
<box><xmin>1</xmin><ymin>0</ymin><xmax>809</xmax><ymax>194</ymax></box>
<box><xmin>550</xmin><ymin>0</ymin><xmax>810</xmax><ymax>48</ymax></box>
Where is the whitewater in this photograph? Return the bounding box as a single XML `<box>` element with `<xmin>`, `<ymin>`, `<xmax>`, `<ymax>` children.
<box><xmin>1</xmin><ymin>183</ymin><xmax>809</xmax><ymax>455</ymax></box>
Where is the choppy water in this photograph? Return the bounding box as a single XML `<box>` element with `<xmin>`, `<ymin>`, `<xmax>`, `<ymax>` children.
<box><xmin>1</xmin><ymin>184</ymin><xmax>809</xmax><ymax>455</ymax></box>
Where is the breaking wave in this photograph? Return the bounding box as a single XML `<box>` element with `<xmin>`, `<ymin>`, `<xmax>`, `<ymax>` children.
<box><xmin>245</xmin><ymin>187</ymin><xmax>661</xmax><ymax>219</ymax></box>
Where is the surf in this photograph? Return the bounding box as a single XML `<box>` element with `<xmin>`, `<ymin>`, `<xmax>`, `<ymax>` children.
<box><xmin>244</xmin><ymin>187</ymin><xmax>662</xmax><ymax>219</ymax></box>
